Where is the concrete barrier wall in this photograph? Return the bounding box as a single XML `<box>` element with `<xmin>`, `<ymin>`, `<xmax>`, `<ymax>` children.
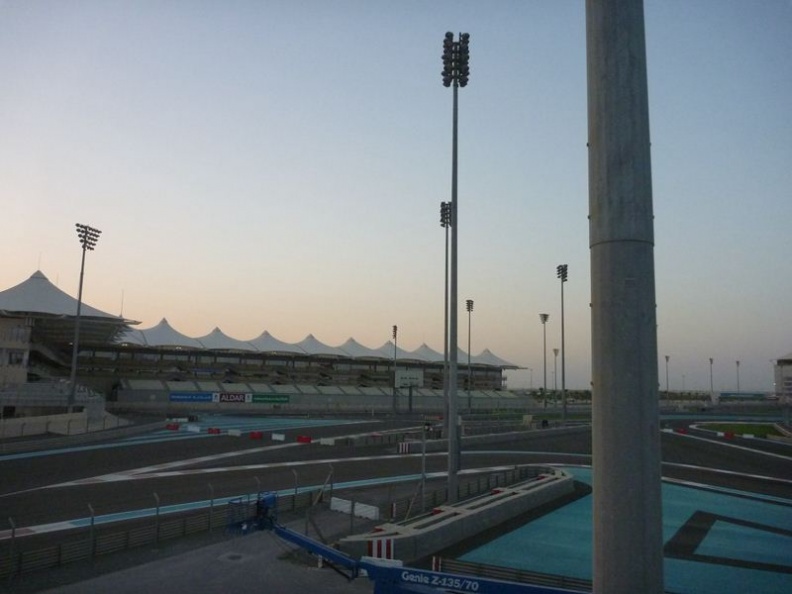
<box><xmin>0</xmin><ymin>420</ymin><xmax>165</xmax><ymax>454</ymax></box>
<box><xmin>0</xmin><ymin>411</ymin><xmax>101</xmax><ymax>439</ymax></box>
<box><xmin>337</xmin><ymin>469</ymin><xmax>575</xmax><ymax>562</ymax></box>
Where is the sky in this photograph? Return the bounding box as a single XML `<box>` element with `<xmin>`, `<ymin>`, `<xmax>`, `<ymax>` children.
<box><xmin>1</xmin><ymin>1</ymin><xmax>790</xmax><ymax>393</ymax></box>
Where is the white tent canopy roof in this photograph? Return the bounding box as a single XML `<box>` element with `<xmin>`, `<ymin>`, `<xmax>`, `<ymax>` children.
<box><xmin>196</xmin><ymin>327</ymin><xmax>256</xmax><ymax>351</ymax></box>
<box><xmin>296</xmin><ymin>334</ymin><xmax>348</xmax><ymax>357</ymax></box>
<box><xmin>339</xmin><ymin>338</ymin><xmax>384</xmax><ymax>359</ymax></box>
<box><xmin>248</xmin><ymin>331</ymin><xmax>306</xmax><ymax>354</ymax></box>
<box><xmin>0</xmin><ymin>271</ymin><xmax>518</xmax><ymax>368</ymax></box>
<box><xmin>138</xmin><ymin>318</ymin><xmax>204</xmax><ymax>349</ymax></box>
<box><xmin>0</xmin><ymin>270</ymin><xmax>129</xmax><ymax>321</ymax></box>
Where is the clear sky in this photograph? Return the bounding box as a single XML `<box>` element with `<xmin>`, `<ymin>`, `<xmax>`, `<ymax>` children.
<box><xmin>1</xmin><ymin>1</ymin><xmax>790</xmax><ymax>392</ymax></box>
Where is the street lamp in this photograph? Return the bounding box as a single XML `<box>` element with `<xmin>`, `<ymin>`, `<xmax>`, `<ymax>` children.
<box><xmin>665</xmin><ymin>355</ymin><xmax>670</xmax><ymax>397</ymax></box>
<box><xmin>709</xmin><ymin>357</ymin><xmax>714</xmax><ymax>402</ymax></box>
<box><xmin>440</xmin><ymin>202</ymin><xmax>452</xmax><ymax>432</ymax></box>
<box><xmin>441</xmin><ymin>30</ymin><xmax>470</xmax><ymax>503</ymax></box>
<box><xmin>68</xmin><ymin>223</ymin><xmax>101</xmax><ymax>413</ymax></box>
<box><xmin>466</xmin><ymin>299</ymin><xmax>474</xmax><ymax>412</ymax></box>
<box><xmin>736</xmin><ymin>360</ymin><xmax>740</xmax><ymax>393</ymax></box>
<box><xmin>557</xmin><ymin>264</ymin><xmax>568</xmax><ymax>424</ymax></box>
<box><xmin>553</xmin><ymin>348</ymin><xmax>559</xmax><ymax>398</ymax></box>
<box><xmin>539</xmin><ymin>314</ymin><xmax>549</xmax><ymax>406</ymax></box>
<box><xmin>392</xmin><ymin>325</ymin><xmax>398</xmax><ymax>413</ymax></box>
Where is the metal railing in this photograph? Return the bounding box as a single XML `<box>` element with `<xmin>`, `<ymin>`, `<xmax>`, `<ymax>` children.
<box><xmin>0</xmin><ymin>467</ymin><xmax>539</xmax><ymax>581</ymax></box>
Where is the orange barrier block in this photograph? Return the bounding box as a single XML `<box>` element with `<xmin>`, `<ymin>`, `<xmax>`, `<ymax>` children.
<box><xmin>296</xmin><ymin>435</ymin><xmax>312</xmax><ymax>444</ymax></box>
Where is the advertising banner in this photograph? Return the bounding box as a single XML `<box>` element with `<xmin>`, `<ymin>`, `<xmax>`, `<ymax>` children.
<box><xmin>170</xmin><ymin>392</ymin><xmax>213</xmax><ymax>402</ymax></box>
<box><xmin>213</xmin><ymin>392</ymin><xmax>252</xmax><ymax>403</ymax></box>
<box><xmin>252</xmin><ymin>394</ymin><xmax>290</xmax><ymax>404</ymax></box>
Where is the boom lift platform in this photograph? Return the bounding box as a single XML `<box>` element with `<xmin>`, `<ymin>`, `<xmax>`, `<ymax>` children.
<box><xmin>255</xmin><ymin>492</ymin><xmax>587</xmax><ymax>594</ymax></box>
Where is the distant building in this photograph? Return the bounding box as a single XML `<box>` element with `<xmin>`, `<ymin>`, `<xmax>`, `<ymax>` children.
<box><xmin>0</xmin><ymin>271</ymin><xmax>518</xmax><ymax>403</ymax></box>
<box><xmin>774</xmin><ymin>352</ymin><xmax>792</xmax><ymax>401</ymax></box>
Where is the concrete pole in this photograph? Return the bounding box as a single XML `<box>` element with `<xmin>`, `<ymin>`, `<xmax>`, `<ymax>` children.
<box><xmin>447</xmin><ymin>78</ymin><xmax>460</xmax><ymax>503</ymax></box>
<box><xmin>586</xmin><ymin>1</ymin><xmax>664</xmax><ymax>593</ymax></box>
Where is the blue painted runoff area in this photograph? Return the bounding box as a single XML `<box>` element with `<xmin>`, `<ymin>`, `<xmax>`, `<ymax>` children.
<box><xmin>460</xmin><ymin>466</ymin><xmax>792</xmax><ymax>594</ymax></box>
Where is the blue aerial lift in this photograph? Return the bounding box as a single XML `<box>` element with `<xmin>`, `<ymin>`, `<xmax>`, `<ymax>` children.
<box><xmin>254</xmin><ymin>493</ymin><xmax>587</xmax><ymax>594</ymax></box>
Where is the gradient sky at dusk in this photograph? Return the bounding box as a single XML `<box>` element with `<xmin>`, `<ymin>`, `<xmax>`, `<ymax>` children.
<box><xmin>2</xmin><ymin>1</ymin><xmax>790</xmax><ymax>391</ymax></box>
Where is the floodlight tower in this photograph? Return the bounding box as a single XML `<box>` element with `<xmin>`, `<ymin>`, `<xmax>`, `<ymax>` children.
<box><xmin>441</xmin><ymin>30</ymin><xmax>470</xmax><ymax>503</ymax></box>
<box><xmin>466</xmin><ymin>299</ymin><xmax>474</xmax><ymax>412</ymax></box>
<box><xmin>392</xmin><ymin>325</ymin><xmax>398</xmax><ymax>413</ymax></box>
<box><xmin>440</xmin><ymin>202</ymin><xmax>452</xmax><ymax>433</ymax></box>
<box><xmin>539</xmin><ymin>313</ymin><xmax>549</xmax><ymax>400</ymax></box>
<box><xmin>69</xmin><ymin>223</ymin><xmax>102</xmax><ymax>413</ymax></box>
<box><xmin>557</xmin><ymin>264</ymin><xmax>568</xmax><ymax>424</ymax></box>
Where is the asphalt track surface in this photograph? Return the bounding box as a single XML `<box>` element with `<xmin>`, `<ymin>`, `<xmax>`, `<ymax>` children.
<box><xmin>1</xmin><ymin>414</ymin><xmax>791</xmax><ymax>593</ymax></box>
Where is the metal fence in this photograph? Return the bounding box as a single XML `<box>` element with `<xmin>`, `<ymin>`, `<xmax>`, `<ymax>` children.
<box><xmin>0</xmin><ymin>466</ymin><xmax>540</xmax><ymax>581</ymax></box>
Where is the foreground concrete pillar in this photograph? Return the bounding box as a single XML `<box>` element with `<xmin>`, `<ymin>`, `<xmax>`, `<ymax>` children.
<box><xmin>586</xmin><ymin>1</ymin><xmax>664</xmax><ymax>593</ymax></box>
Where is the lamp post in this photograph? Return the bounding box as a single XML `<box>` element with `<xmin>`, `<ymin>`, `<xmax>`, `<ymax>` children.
<box><xmin>539</xmin><ymin>314</ymin><xmax>549</xmax><ymax>404</ymax></box>
<box><xmin>665</xmin><ymin>355</ymin><xmax>670</xmax><ymax>397</ymax></box>
<box><xmin>392</xmin><ymin>325</ymin><xmax>398</xmax><ymax>413</ymax></box>
<box><xmin>441</xmin><ymin>30</ymin><xmax>469</xmax><ymax>503</ymax></box>
<box><xmin>68</xmin><ymin>223</ymin><xmax>101</xmax><ymax>413</ymax></box>
<box><xmin>709</xmin><ymin>357</ymin><xmax>714</xmax><ymax>402</ymax></box>
<box><xmin>440</xmin><ymin>202</ymin><xmax>451</xmax><ymax>433</ymax></box>
<box><xmin>557</xmin><ymin>264</ymin><xmax>568</xmax><ymax>424</ymax></box>
<box><xmin>466</xmin><ymin>299</ymin><xmax>474</xmax><ymax>413</ymax></box>
<box><xmin>553</xmin><ymin>348</ymin><xmax>559</xmax><ymax>401</ymax></box>
<box><xmin>736</xmin><ymin>360</ymin><xmax>740</xmax><ymax>393</ymax></box>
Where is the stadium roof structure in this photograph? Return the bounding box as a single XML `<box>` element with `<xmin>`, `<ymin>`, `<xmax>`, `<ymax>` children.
<box><xmin>1</xmin><ymin>271</ymin><xmax>520</xmax><ymax>369</ymax></box>
<box><xmin>0</xmin><ymin>271</ymin><xmax>136</xmax><ymax>345</ymax></box>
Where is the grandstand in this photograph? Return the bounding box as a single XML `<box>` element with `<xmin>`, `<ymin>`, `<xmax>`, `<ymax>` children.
<box><xmin>1</xmin><ymin>271</ymin><xmax>521</xmax><ymax>413</ymax></box>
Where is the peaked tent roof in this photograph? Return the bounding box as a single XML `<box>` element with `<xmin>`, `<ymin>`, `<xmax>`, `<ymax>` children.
<box><xmin>474</xmin><ymin>348</ymin><xmax>519</xmax><ymax>368</ymax></box>
<box><xmin>0</xmin><ymin>270</ymin><xmax>136</xmax><ymax>345</ymax></box>
<box><xmin>373</xmin><ymin>341</ymin><xmax>417</xmax><ymax>361</ymax></box>
<box><xmin>247</xmin><ymin>331</ymin><xmax>306</xmax><ymax>354</ymax></box>
<box><xmin>295</xmin><ymin>334</ymin><xmax>348</xmax><ymax>357</ymax></box>
<box><xmin>0</xmin><ymin>270</ymin><xmax>128</xmax><ymax>320</ymax></box>
<box><xmin>338</xmin><ymin>338</ymin><xmax>387</xmax><ymax>359</ymax></box>
<box><xmin>138</xmin><ymin>319</ymin><xmax>204</xmax><ymax>349</ymax></box>
<box><xmin>410</xmin><ymin>343</ymin><xmax>445</xmax><ymax>363</ymax></box>
<box><xmin>196</xmin><ymin>327</ymin><xmax>256</xmax><ymax>351</ymax></box>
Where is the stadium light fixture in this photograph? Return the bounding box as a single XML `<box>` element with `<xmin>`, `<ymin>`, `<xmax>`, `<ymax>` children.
<box><xmin>557</xmin><ymin>264</ymin><xmax>568</xmax><ymax>424</ymax></box>
<box><xmin>68</xmin><ymin>223</ymin><xmax>102</xmax><ymax>412</ymax></box>
<box><xmin>441</xmin><ymin>31</ymin><xmax>470</xmax><ymax>503</ymax></box>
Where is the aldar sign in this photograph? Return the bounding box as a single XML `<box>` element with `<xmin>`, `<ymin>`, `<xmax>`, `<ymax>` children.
<box><xmin>212</xmin><ymin>392</ymin><xmax>252</xmax><ymax>404</ymax></box>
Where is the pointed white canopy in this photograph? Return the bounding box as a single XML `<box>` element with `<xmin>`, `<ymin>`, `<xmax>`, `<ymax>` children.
<box><xmin>0</xmin><ymin>270</ymin><xmax>135</xmax><ymax>344</ymax></box>
<box><xmin>296</xmin><ymin>334</ymin><xmax>348</xmax><ymax>357</ymax></box>
<box><xmin>474</xmin><ymin>348</ymin><xmax>519</xmax><ymax>368</ymax></box>
<box><xmin>247</xmin><ymin>331</ymin><xmax>306</xmax><ymax>354</ymax></box>
<box><xmin>138</xmin><ymin>319</ymin><xmax>203</xmax><ymax>349</ymax></box>
<box><xmin>0</xmin><ymin>270</ymin><xmax>124</xmax><ymax>320</ymax></box>
<box><xmin>339</xmin><ymin>338</ymin><xmax>387</xmax><ymax>359</ymax></box>
<box><xmin>196</xmin><ymin>327</ymin><xmax>256</xmax><ymax>351</ymax></box>
<box><xmin>374</xmin><ymin>340</ymin><xmax>416</xmax><ymax>361</ymax></box>
<box><xmin>410</xmin><ymin>343</ymin><xmax>445</xmax><ymax>363</ymax></box>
